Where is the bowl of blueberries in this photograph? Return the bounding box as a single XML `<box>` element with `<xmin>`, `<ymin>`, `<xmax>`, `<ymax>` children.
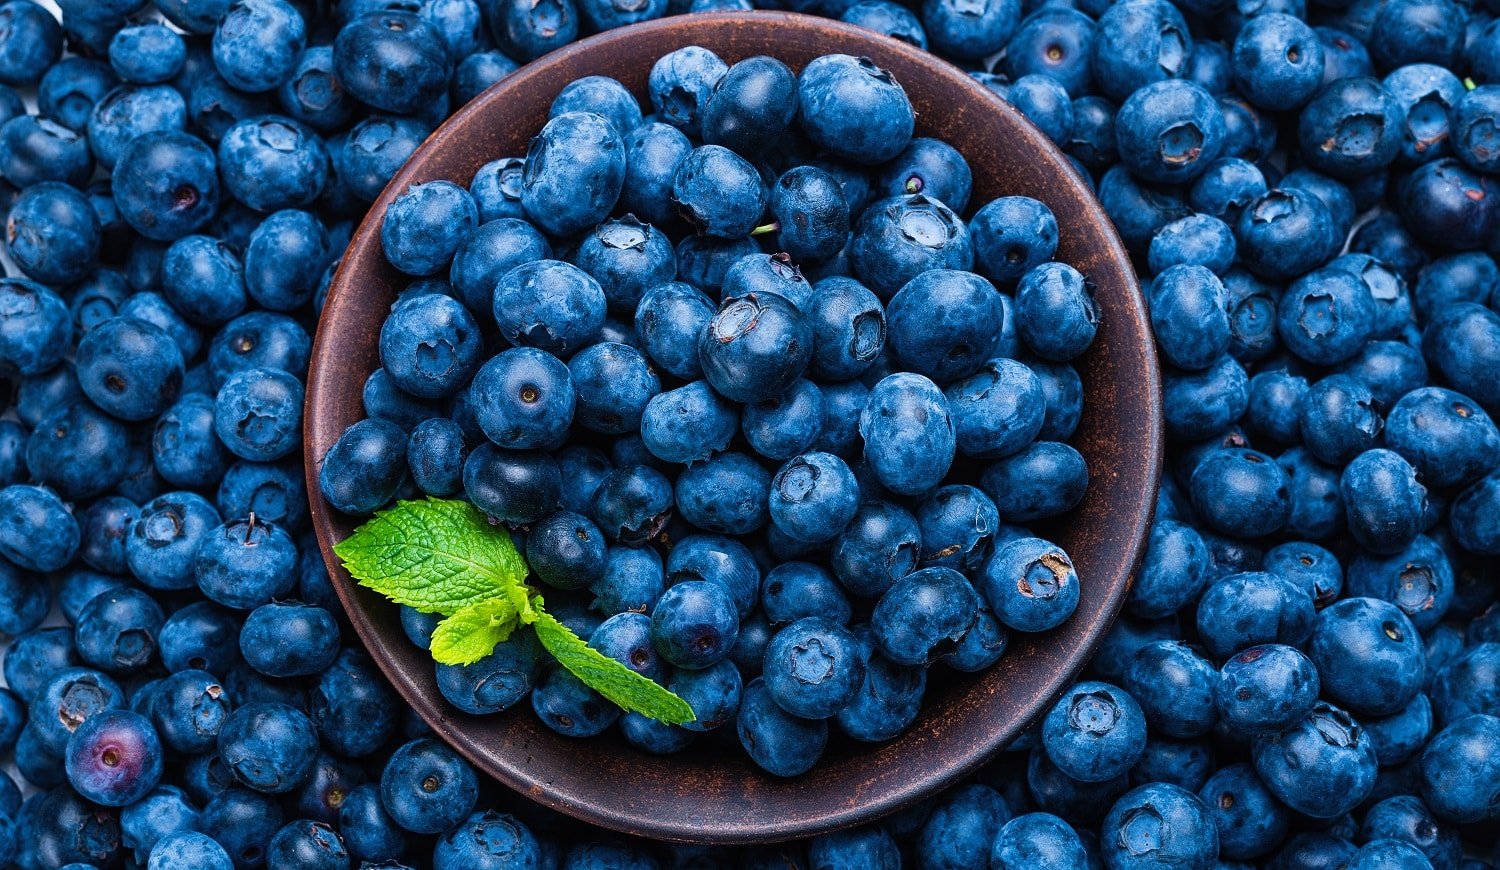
<box><xmin>307</xmin><ymin>9</ymin><xmax>1160</xmax><ymax>844</ymax></box>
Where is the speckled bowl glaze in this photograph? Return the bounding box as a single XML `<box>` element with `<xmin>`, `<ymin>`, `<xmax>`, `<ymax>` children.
<box><xmin>306</xmin><ymin>10</ymin><xmax>1162</xmax><ymax>845</ymax></box>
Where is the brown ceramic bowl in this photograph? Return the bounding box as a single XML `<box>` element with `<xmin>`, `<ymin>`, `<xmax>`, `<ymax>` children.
<box><xmin>306</xmin><ymin>10</ymin><xmax>1161</xmax><ymax>845</ymax></box>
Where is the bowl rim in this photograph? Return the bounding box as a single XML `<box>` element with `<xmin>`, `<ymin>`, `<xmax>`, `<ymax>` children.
<box><xmin>306</xmin><ymin>10</ymin><xmax>1162</xmax><ymax>844</ymax></box>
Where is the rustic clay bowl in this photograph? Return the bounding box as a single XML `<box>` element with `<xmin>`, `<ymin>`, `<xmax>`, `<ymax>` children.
<box><xmin>307</xmin><ymin>10</ymin><xmax>1161</xmax><ymax>845</ymax></box>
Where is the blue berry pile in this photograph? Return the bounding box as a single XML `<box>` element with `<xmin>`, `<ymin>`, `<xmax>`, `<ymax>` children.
<box><xmin>0</xmin><ymin>0</ymin><xmax>1488</xmax><ymax>866</ymax></box>
<box><xmin>321</xmin><ymin>47</ymin><xmax>1098</xmax><ymax>774</ymax></box>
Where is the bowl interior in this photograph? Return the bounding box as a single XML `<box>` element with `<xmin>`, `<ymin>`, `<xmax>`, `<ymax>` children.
<box><xmin>306</xmin><ymin>11</ymin><xmax>1161</xmax><ymax>845</ymax></box>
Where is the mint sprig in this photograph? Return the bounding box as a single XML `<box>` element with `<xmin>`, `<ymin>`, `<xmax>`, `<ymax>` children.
<box><xmin>333</xmin><ymin>498</ymin><xmax>695</xmax><ymax>725</ymax></box>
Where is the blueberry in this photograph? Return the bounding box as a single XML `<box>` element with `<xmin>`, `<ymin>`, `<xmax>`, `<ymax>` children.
<box><xmin>148</xmin><ymin>669</ymin><xmax>232</xmax><ymax>755</ymax></box>
<box><xmin>550</xmin><ymin>75</ymin><xmax>640</xmax><ymax>138</ymax></box>
<box><xmin>217</xmin><ymin>701</ymin><xmax>318</xmax><ymax>794</ymax></box>
<box><xmin>1215</xmin><ymin>643</ymin><xmax>1319</xmax><ymax>734</ymax></box>
<box><xmin>0</xmin><ymin>482</ymin><xmax>78</xmax><ymax>572</ymax></box>
<box><xmin>741</xmin><ymin>379</ymin><xmax>824</xmax><ymax>462</ymax></box>
<box><xmin>872</xmin><ymin>566</ymin><xmax>980</xmax><ymax>665</ymax></box>
<box><xmin>524</xmin><ymin>510</ymin><xmax>605</xmax><ymax>591</ymax></box>
<box><xmin>698</xmin><ymin>292</ymin><xmax>812</xmax><ymax>404</ymax></box>
<box><xmin>73</xmin><ymin>587</ymin><xmax>164</xmax><ymax>676</ymax></box>
<box><xmin>468</xmin><ymin>157</ymin><xmax>526</xmax><ymax>224</ymax></box>
<box><xmin>758</xmin><ymin>616</ymin><xmax>864</xmax><ymax>720</ymax></box>
<box><xmin>911</xmin><ymin>784</ymin><xmax>1007</xmax><ymax>869</ymax></box>
<box><xmin>240</xmin><ymin>601</ymin><xmax>340</xmax><ymax>678</ymax></box>
<box><xmin>850</xmin><ymin>194</ymin><xmax>973</xmax><ymax>299</ymax></box>
<box><xmin>1385</xmin><ymin>386</ymin><xmax>1500</xmax><ymax>488</ymax></box>
<box><xmin>646</xmin><ymin>46</ymin><xmax>725</xmax><ymax>138</ymax></box>
<box><xmin>380</xmin><ymin>181</ymin><xmax>478</xmax><ymax>277</ymax></box>
<box><xmin>1296</xmin><ymin>77</ymin><xmax>1403</xmax><ymax>179</ymax></box>
<box><xmin>491</xmin><ymin>0</ymin><xmax>579</xmax><ymax>61</ymax></box>
<box><xmin>1340</xmin><ymin>448</ymin><xmax>1426</xmax><ymax>555</ymax></box>
<box><xmin>981</xmin><ymin>440</ymin><xmax>1089</xmax><ymax>522</ymax></box>
<box><xmin>636</xmin><ymin>380</ymin><xmax>735</xmax><ymax>466</ymax></box>
<box><xmin>649</xmin><ymin>579</ymin><xmax>739</xmax><ymax>670</ymax></box>
<box><xmin>532</xmin><ymin>666</ymin><xmax>620</xmax><ymax>737</ymax></box>
<box><xmin>521</xmin><ymin>112</ymin><xmax>625</xmax><ymax>238</ymax></box>
<box><xmin>1417</xmin><ymin>713</ymin><xmax>1500</xmax><ymax>823</ymax></box>
<box><xmin>214</xmin><ymin>367</ymin><xmax>304</xmax><ymax>462</ymax></box>
<box><xmin>737</xmin><ymin>677</ymin><xmax>827</xmax><ymax>776</ymax></box>
<box><xmin>462</xmin><ymin>444</ymin><xmax>558</xmax><ymax>525</ymax></box>
<box><xmin>218</xmin><ymin>115</ymin><xmax>329</xmax><ymax>213</ymax></box>
<box><xmin>310</xmin><ymin>649</ymin><xmax>399</xmax><ymax>757</ymax></box>
<box><xmin>1452</xmin><ymin>85</ymin><xmax>1500</xmax><ymax>174</ymax></box>
<box><xmin>831</xmin><ymin>501</ymin><xmax>920</xmax><ymax>598</ymax></box>
<box><xmin>336</xmin><ymin>115</ymin><xmax>428</xmax><ymax>204</ymax></box>
<box><xmin>194</xmin><ymin>514</ymin><xmax>296</xmax><ymax>609</ymax></box>
<box><xmin>990</xmin><ymin>812</ymin><xmax>1089</xmax><ymax>868</ymax></box>
<box><xmin>1309</xmin><ymin>596</ymin><xmax>1426</xmax><ymax>717</ymax></box>
<box><xmin>1189</xmin><ymin>447</ymin><xmax>1291</xmax><ymax>538</ymax></box>
<box><xmin>766</xmin><ymin>452</ymin><xmax>858</xmax><ymax>544</ymax></box>
<box><xmin>768</xmin><ymin>166</ymin><xmax>852</xmax><ymax>264</ymax></box>
<box><xmin>700</xmin><ymin>56</ymin><xmax>797</xmax><ymax>157</ymax></box>
<box><xmin>1090</xmin><ymin>0</ymin><xmax>1191</xmax><ymax>102</ymax></box>
<box><xmin>148</xmin><ymin>831</ymin><xmax>233</xmax><ymax>870</ymax></box>
<box><xmin>1041</xmin><ymin>681</ymin><xmax>1147</xmax><ymax>783</ymax></box>
<box><xmin>860</xmin><ymin>373</ymin><xmax>955</xmax><ymax>496</ymax></box>
<box><xmin>212</xmin><ymin>0</ymin><xmax>306</xmax><ymax>93</ymax></box>
<box><xmin>64</xmin><ymin>708</ymin><xmax>163</xmax><ymax>807</ymax></box>
<box><xmin>492</xmin><ymin>259</ymin><xmax>606</xmax><ymax>356</ymax></box>
<box><xmin>603</xmin><ymin>128</ymin><xmax>686</xmax><ymax>233</ymax></box>
<box><xmin>338</xmin><ymin>783</ymin><xmax>407</xmax><ymax>864</ymax></box>
<box><xmin>670</xmin><ymin>144</ymin><xmax>767</xmax><ymax>239</ymax></box>
<box><xmin>319</xmin><ymin>419</ymin><xmax>408</xmax><ymax>515</ymax></box>
<box><xmin>200</xmin><ymin>787</ymin><xmax>285</xmax><ymax>868</ymax></box>
<box><xmin>113</xmin><ymin>128</ymin><xmax>221</xmax><ymax>242</ymax></box>
<box><xmin>630</xmin><ymin>281</ymin><xmax>711</xmax><ymax>380</ymax></box>
<box><xmin>432</xmin><ymin>810</ymin><xmax>539</xmax><ymax>870</ymax></box>
<box><xmin>1099</xmin><ymin>782</ymin><xmax>1220</xmax><ymax>868</ymax></box>
<box><xmin>1122</xmin><ymin>640</ymin><xmax>1218</xmax><ymax>739</ymax></box>
<box><xmin>1128</xmin><ymin>520</ymin><xmax>1212</xmax><ymax>619</ymax></box>
<box><xmin>797</xmin><ymin>54</ymin><xmax>913</xmax><ymax>164</ymax></box>
<box><xmin>573</xmin><ymin>218</ymin><xmax>675</xmax><ymax>315</ymax></box>
<box><xmin>1252</xmin><ymin>701</ymin><xmax>1377</xmax><ymax>818</ymax></box>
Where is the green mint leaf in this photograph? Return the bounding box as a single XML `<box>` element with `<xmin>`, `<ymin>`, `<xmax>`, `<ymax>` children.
<box><xmin>332</xmin><ymin>498</ymin><xmax>527</xmax><ymax>615</ymax></box>
<box><xmin>531</xmin><ymin>609</ymin><xmax>696</xmax><ymax>726</ymax></box>
<box><xmin>430</xmin><ymin>599</ymin><xmax>521</xmax><ymax>666</ymax></box>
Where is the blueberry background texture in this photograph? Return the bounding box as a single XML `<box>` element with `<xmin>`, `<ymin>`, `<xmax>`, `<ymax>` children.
<box><xmin>0</xmin><ymin>0</ymin><xmax>1497</xmax><ymax>866</ymax></box>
